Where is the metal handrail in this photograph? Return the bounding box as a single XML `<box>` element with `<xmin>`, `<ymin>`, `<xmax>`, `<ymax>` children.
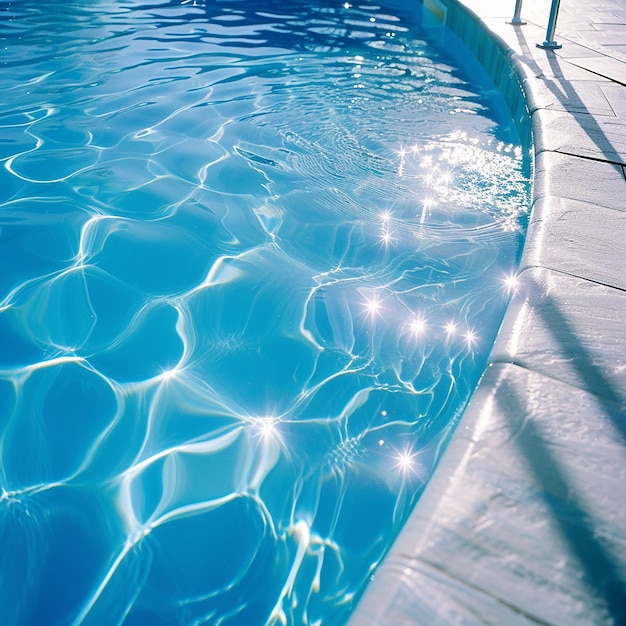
<box><xmin>509</xmin><ymin>0</ymin><xmax>563</xmax><ymax>50</ymax></box>
<box><xmin>538</xmin><ymin>0</ymin><xmax>562</xmax><ymax>49</ymax></box>
<box><xmin>508</xmin><ymin>0</ymin><xmax>526</xmax><ymax>25</ymax></box>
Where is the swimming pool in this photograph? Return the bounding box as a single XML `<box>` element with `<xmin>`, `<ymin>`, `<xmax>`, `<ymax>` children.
<box><xmin>0</xmin><ymin>0</ymin><xmax>530</xmax><ymax>624</ymax></box>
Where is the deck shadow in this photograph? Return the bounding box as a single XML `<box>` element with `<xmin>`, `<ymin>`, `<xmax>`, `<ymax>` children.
<box><xmin>496</xmin><ymin>375</ymin><xmax>626</xmax><ymax>624</ymax></box>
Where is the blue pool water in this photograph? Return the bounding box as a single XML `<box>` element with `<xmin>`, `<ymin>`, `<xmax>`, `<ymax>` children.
<box><xmin>0</xmin><ymin>0</ymin><xmax>530</xmax><ymax>624</ymax></box>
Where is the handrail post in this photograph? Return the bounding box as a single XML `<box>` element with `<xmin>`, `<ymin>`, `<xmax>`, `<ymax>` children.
<box><xmin>537</xmin><ymin>0</ymin><xmax>562</xmax><ymax>49</ymax></box>
<box><xmin>508</xmin><ymin>0</ymin><xmax>526</xmax><ymax>25</ymax></box>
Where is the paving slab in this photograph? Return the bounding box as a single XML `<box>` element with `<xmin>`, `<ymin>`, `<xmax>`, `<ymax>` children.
<box><xmin>568</xmin><ymin>56</ymin><xmax>626</xmax><ymax>85</ymax></box>
<box><xmin>350</xmin><ymin>363</ymin><xmax>626</xmax><ymax>626</ymax></box>
<box><xmin>570</xmin><ymin>30</ymin><xmax>626</xmax><ymax>48</ymax></box>
<box><xmin>602</xmin><ymin>82</ymin><xmax>626</xmax><ymax>115</ymax></box>
<box><xmin>521</xmin><ymin>196</ymin><xmax>626</xmax><ymax>291</ymax></box>
<box><xmin>491</xmin><ymin>267</ymin><xmax>626</xmax><ymax>405</ymax></box>
<box><xmin>533</xmin><ymin>151</ymin><xmax>626</xmax><ymax>211</ymax></box>
<box><xmin>522</xmin><ymin>76</ymin><xmax>618</xmax><ymax>115</ymax></box>
<box><xmin>481</xmin><ymin>18</ymin><xmax>608</xmax><ymax>80</ymax></box>
<box><xmin>533</xmin><ymin>107</ymin><xmax>626</xmax><ymax>164</ymax></box>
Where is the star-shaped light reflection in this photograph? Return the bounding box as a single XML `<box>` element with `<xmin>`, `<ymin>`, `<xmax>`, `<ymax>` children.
<box><xmin>420</xmin><ymin>196</ymin><xmax>436</xmax><ymax>223</ymax></box>
<box><xmin>503</xmin><ymin>273</ymin><xmax>519</xmax><ymax>294</ymax></box>
<box><xmin>444</xmin><ymin>321</ymin><xmax>457</xmax><ymax>337</ymax></box>
<box><xmin>408</xmin><ymin>315</ymin><xmax>426</xmax><ymax>337</ymax></box>
<box><xmin>363</xmin><ymin>294</ymin><xmax>383</xmax><ymax>319</ymax></box>
<box><xmin>464</xmin><ymin>329</ymin><xmax>478</xmax><ymax>348</ymax></box>
<box><xmin>252</xmin><ymin>417</ymin><xmax>283</xmax><ymax>444</ymax></box>
<box><xmin>258</xmin><ymin>421</ymin><xmax>276</xmax><ymax>438</ymax></box>
<box><xmin>380</xmin><ymin>229</ymin><xmax>396</xmax><ymax>247</ymax></box>
<box><xmin>393</xmin><ymin>449</ymin><xmax>419</xmax><ymax>476</ymax></box>
<box><xmin>159</xmin><ymin>367</ymin><xmax>180</xmax><ymax>382</ymax></box>
<box><xmin>440</xmin><ymin>170</ymin><xmax>453</xmax><ymax>185</ymax></box>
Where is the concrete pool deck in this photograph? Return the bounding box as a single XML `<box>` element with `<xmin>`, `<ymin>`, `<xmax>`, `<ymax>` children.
<box><xmin>350</xmin><ymin>0</ymin><xmax>626</xmax><ymax>624</ymax></box>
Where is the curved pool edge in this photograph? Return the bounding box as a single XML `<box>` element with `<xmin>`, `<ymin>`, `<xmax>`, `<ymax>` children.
<box><xmin>348</xmin><ymin>1</ymin><xmax>626</xmax><ymax>624</ymax></box>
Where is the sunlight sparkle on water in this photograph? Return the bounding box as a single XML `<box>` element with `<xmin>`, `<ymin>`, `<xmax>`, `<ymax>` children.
<box><xmin>379</xmin><ymin>230</ymin><xmax>395</xmax><ymax>247</ymax></box>
<box><xmin>253</xmin><ymin>417</ymin><xmax>281</xmax><ymax>441</ymax></box>
<box><xmin>420</xmin><ymin>196</ymin><xmax>436</xmax><ymax>224</ymax></box>
<box><xmin>408</xmin><ymin>315</ymin><xmax>426</xmax><ymax>337</ymax></box>
<box><xmin>503</xmin><ymin>273</ymin><xmax>519</xmax><ymax>294</ymax></box>
<box><xmin>420</xmin><ymin>155</ymin><xmax>433</xmax><ymax>168</ymax></box>
<box><xmin>464</xmin><ymin>329</ymin><xmax>478</xmax><ymax>348</ymax></box>
<box><xmin>394</xmin><ymin>449</ymin><xmax>418</xmax><ymax>475</ymax></box>
<box><xmin>444</xmin><ymin>321</ymin><xmax>457</xmax><ymax>337</ymax></box>
<box><xmin>363</xmin><ymin>294</ymin><xmax>383</xmax><ymax>319</ymax></box>
<box><xmin>0</xmin><ymin>1</ymin><xmax>531</xmax><ymax>621</ymax></box>
<box><xmin>159</xmin><ymin>367</ymin><xmax>180</xmax><ymax>382</ymax></box>
<box><xmin>439</xmin><ymin>170</ymin><xmax>453</xmax><ymax>185</ymax></box>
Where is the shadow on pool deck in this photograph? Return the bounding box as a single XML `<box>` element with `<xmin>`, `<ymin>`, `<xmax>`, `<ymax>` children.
<box><xmin>349</xmin><ymin>0</ymin><xmax>626</xmax><ymax>624</ymax></box>
<box><xmin>512</xmin><ymin>26</ymin><xmax>626</xmax><ymax>168</ymax></box>
<box><xmin>498</xmin><ymin>376</ymin><xmax>626</xmax><ymax>624</ymax></box>
<box><xmin>533</xmin><ymin>291</ymin><xmax>626</xmax><ymax>410</ymax></box>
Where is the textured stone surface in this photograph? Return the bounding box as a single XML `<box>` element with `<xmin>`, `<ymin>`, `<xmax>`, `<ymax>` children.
<box><xmin>533</xmin><ymin>108</ymin><xmax>626</xmax><ymax>164</ymax></box>
<box><xmin>523</xmin><ymin>77</ymin><xmax>619</xmax><ymax>115</ymax></box>
<box><xmin>569</xmin><ymin>56</ymin><xmax>626</xmax><ymax>84</ymax></box>
<box><xmin>521</xmin><ymin>197</ymin><xmax>626</xmax><ymax>290</ymax></box>
<box><xmin>491</xmin><ymin>267</ymin><xmax>626</xmax><ymax>404</ymax></box>
<box><xmin>602</xmin><ymin>82</ymin><xmax>626</xmax><ymax>116</ymax></box>
<box><xmin>481</xmin><ymin>18</ymin><xmax>608</xmax><ymax>81</ymax></box>
<box><xmin>351</xmin><ymin>364</ymin><xmax>626</xmax><ymax>626</ymax></box>
<box><xmin>533</xmin><ymin>151</ymin><xmax>626</xmax><ymax>211</ymax></box>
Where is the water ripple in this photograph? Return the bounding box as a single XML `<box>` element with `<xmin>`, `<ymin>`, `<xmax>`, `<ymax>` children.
<box><xmin>0</xmin><ymin>1</ymin><xmax>530</xmax><ymax>624</ymax></box>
